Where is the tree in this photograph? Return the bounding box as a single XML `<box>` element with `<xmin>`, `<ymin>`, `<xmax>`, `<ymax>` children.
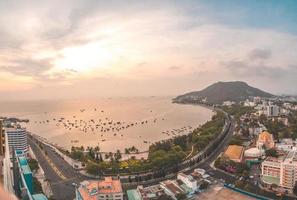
<box><xmin>199</xmin><ymin>181</ymin><xmax>209</xmax><ymax>190</ymax></box>
<box><xmin>94</xmin><ymin>146</ymin><xmax>100</xmax><ymax>161</ymax></box>
<box><xmin>86</xmin><ymin>163</ymin><xmax>101</xmax><ymax>175</ymax></box>
<box><xmin>115</xmin><ymin>150</ymin><xmax>122</xmax><ymax>162</ymax></box>
<box><xmin>125</xmin><ymin>148</ymin><xmax>129</xmax><ymax>154</ymax></box>
<box><xmin>32</xmin><ymin>177</ymin><xmax>43</xmax><ymax>194</ymax></box>
<box><xmin>28</xmin><ymin>159</ymin><xmax>39</xmax><ymax>172</ymax></box>
<box><xmin>234</xmin><ymin>180</ymin><xmax>245</xmax><ymax>189</ymax></box>
<box><xmin>70</xmin><ymin>149</ymin><xmax>84</xmax><ymax>161</ymax></box>
<box><xmin>242</xmin><ymin>170</ymin><xmax>249</xmax><ymax>179</ymax></box>
<box><xmin>158</xmin><ymin>194</ymin><xmax>172</xmax><ymax>200</ymax></box>
<box><xmin>176</xmin><ymin>193</ymin><xmax>187</xmax><ymax>200</ymax></box>
<box><xmin>265</xmin><ymin>148</ymin><xmax>278</xmax><ymax>158</ymax></box>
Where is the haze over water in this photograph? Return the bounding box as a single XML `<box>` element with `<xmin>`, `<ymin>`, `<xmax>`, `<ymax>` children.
<box><xmin>0</xmin><ymin>97</ymin><xmax>213</xmax><ymax>153</ymax></box>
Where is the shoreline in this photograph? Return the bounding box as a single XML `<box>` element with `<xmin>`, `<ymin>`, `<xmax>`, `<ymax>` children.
<box><xmin>36</xmin><ymin>103</ymin><xmax>214</xmax><ymax>154</ymax></box>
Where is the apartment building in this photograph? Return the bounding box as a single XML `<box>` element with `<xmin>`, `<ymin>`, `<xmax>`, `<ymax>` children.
<box><xmin>5</xmin><ymin>127</ymin><xmax>28</xmax><ymax>155</ymax></box>
<box><xmin>261</xmin><ymin>150</ymin><xmax>297</xmax><ymax>192</ymax></box>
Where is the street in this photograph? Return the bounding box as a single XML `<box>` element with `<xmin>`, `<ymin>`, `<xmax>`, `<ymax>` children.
<box><xmin>28</xmin><ymin>136</ymin><xmax>84</xmax><ymax>200</ymax></box>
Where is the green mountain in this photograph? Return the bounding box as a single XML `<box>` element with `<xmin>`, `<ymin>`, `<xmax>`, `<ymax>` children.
<box><xmin>173</xmin><ymin>81</ymin><xmax>274</xmax><ymax>105</ymax></box>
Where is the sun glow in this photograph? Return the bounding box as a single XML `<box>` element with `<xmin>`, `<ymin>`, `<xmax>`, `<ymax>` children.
<box><xmin>55</xmin><ymin>41</ymin><xmax>117</xmax><ymax>72</ymax></box>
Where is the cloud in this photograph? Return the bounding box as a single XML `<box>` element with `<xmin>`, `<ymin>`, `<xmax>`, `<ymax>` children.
<box><xmin>223</xmin><ymin>60</ymin><xmax>297</xmax><ymax>80</ymax></box>
<box><xmin>169</xmin><ymin>65</ymin><xmax>182</xmax><ymax>70</ymax></box>
<box><xmin>0</xmin><ymin>1</ymin><xmax>297</xmax><ymax>98</ymax></box>
<box><xmin>248</xmin><ymin>48</ymin><xmax>271</xmax><ymax>60</ymax></box>
<box><xmin>0</xmin><ymin>58</ymin><xmax>54</xmax><ymax>77</ymax></box>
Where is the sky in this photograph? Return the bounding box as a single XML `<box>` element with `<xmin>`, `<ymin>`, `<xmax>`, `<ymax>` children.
<box><xmin>0</xmin><ymin>0</ymin><xmax>297</xmax><ymax>100</ymax></box>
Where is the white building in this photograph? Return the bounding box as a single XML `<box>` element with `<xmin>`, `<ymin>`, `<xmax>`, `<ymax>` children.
<box><xmin>177</xmin><ymin>173</ymin><xmax>198</xmax><ymax>192</ymax></box>
<box><xmin>194</xmin><ymin>168</ymin><xmax>206</xmax><ymax>176</ymax></box>
<box><xmin>276</xmin><ymin>139</ymin><xmax>294</xmax><ymax>152</ymax></box>
<box><xmin>244</xmin><ymin>100</ymin><xmax>256</xmax><ymax>107</ymax></box>
<box><xmin>222</xmin><ymin>101</ymin><xmax>235</xmax><ymax>107</ymax></box>
<box><xmin>5</xmin><ymin>127</ymin><xmax>28</xmax><ymax>154</ymax></box>
<box><xmin>244</xmin><ymin>147</ymin><xmax>262</xmax><ymax>159</ymax></box>
<box><xmin>266</xmin><ymin>105</ymin><xmax>279</xmax><ymax>117</ymax></box>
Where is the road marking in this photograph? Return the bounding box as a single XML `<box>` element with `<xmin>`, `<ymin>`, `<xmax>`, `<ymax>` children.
<box><xmin>29</xmin><ymin>138</ymin><xmax>67</xmax><ymax>180</ymax></box>
<box><xmin>50</xmin><ymin>177</ymin><xmax>77</xmax><ymax>186</ymax></box>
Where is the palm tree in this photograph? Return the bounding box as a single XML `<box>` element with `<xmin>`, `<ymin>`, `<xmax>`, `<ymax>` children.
<box><xmin>94</xmin><ymin>146</ymin><xmax>100</xmax><ymax>161</ymax></box>
<box><xmin>115</xmin><ymin>150</ymin><xmax>122</xmax><ymax>161</ymax></box>
<box><xmin>125</xmin><ymin>148</ymin><xmax>129</xmax><ymax>154</ymax></box>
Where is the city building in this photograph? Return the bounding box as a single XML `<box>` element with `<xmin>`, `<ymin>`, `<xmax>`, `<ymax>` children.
<box><xmin>222</xmin><ymin>101</ymin><xmax>235</xmax><ymax>107</ymax></box>
<box><xmin>280</xmin><ymin>150</ymin><xmax>297</xmax><ymax>190</ymax></box>
<box><xmin>177</xmin><ymin>173</ymin><xmax>198</xmax><ymax>192</ymax></box>
<box><xmin>194</xmin><ymin>168</ymin><xmax>206</xmax><ymax>176</ymax></box>
<box><xmin>266</xmin><ymin>105</ymin><xmax>279</xmax><ymax>117</ymax></box>
<box><xmin>261</xmin><ymin>150</ymin><xmax>297</xmax><ymax>192</ymax></box>
<box><xmin>0</xmin><ymin>120</ymin><xmax>5</xmax><ymax>155</ymax></box>
<box><xmin>257</xmin><ymin>131</ymin><xmax>275</xmax><ymax>150</ymax></box>
<box><xmin>244</xmin><ymin>147</ymin><xmax>262</xmax><ymax>160</ymax></box>
<box><xmin>243</xmin><ymin>100</ymin><xmax>256</xmax><ymax>107</ymax></box>
<box><xmin>261</xmin><ymin>156</ymin><xmax>282</xmax><ymax>187</ymax></box>
<box><xmin>160</xmin><ymin>180</ymin><xmax>184</xmax><ymax>200</ymax></box>
<box><xmin>11</xmin><ymin>150</ymin><xmax>48</xmax><ymax>200</ymax></box>
<box><xmin>5</xmin><ymin>127</ymin><xmax>29</xmax><ymax>155</ymax></box>
<box><xmin>0</xmin><ymin>120</ymin><xmax>5</xmax><ymax>184</ymax></box>
<box><xmin>223</xmin><ymin>145</ymin><xmax>244</xmax><ymax>162</ymax></box>
<box><xmin>76</xmin><ymin>177</ymin><xmax>123</xmax><ymax>200</ymax></box>
<box><xmin>127</xmin><ymin>185</ymin><xmax>167</xmax><ymax>200</ymax></box>
<box><xmin>275</xmin><ymin>139</ymin><xmax>294</xmax><ymax>152</ymax></box>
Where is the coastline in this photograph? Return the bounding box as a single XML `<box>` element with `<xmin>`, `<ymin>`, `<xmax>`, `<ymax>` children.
<box><xmin>29</xmin><ymin>100</ymin><xmax>214</xmax><ymax>153</ymax></box>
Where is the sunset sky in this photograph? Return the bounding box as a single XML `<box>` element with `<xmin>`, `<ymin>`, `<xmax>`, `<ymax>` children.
<box><xmin>1</xmin><ymin>0</ymin><xmax>297</xmax><ymax>100</ymax></box>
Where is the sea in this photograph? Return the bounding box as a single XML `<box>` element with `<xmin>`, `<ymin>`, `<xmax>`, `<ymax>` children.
<box><xmin>0</xmin><ymin>96</ymin><xmax>213</xmax><ymax>153</ymax></box>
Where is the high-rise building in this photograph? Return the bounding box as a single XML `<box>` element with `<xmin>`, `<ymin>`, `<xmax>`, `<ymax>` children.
<box><xmin>0</xmin><ymin>120</ymin><xmax>5</xmax><ymax>155</ymax></box>
<box><xmin>5</xmin><ymin>127</ymin><xmax>28</xmax><ymax>155</ymax></box>
<box><xmin>266</xmin><ymin>105</ymin><xmax>279</xmax><ymax>117</ymax></box>
<box><xmin>261</xmin><ymin>150</ymin><xmax>297</xmax><ymax>192</ymax></box>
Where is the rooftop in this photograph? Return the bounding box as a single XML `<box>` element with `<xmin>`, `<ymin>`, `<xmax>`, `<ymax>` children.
<box><xmin>198</xmin><ymin>185</ymin><xmax>255</xmax><ymax>200</ymax></box>
<box><xmin>264</xmin><ymin>156</ymin><xmax>282</xmax><ymax>162</ymax></box>
<box><xmin>262</xmin><ymin>175</ymin><xmax>280</xmax><ymax>185</ymax></box>
<box><xmin>178</xmin><ymin>173</ymin><xmax>195</xmax><ymax>182</ymax></box>
<box><xmin>258</xmin><ymin>131</ymin><xmax>273</xmax><ymax>142</ymax></box>
<box><xmin>19</xmin><ymin>156</ymin><xmax>28</xmax><ymax>166</ymax></box>
<box><xmin>78</xmin><ymin>177</ymin><xmax>122</xmax><ymax>200</ymax></box>
<box><xmin>223</xmin><ymin>145</ymin><xmax>244</xmax><ymax>161</ymax></box>
<box><xmin>161</xmin><ymin>180</ymin><xmax>184</xmax><ymax>195</ymax></box>
<box><xmin>32</xmin><ymin>194</ymin><xmax>48</xmax><ymax>200</ymax></box>
<box><xmin>285</xmin><ymin>149</ymin><xmax>297</xmax><ymax>162</ymax></box>
<box><xmin>127</xmin><ymin>190</ymin><xmax>142</xmax><ymax>200</ymax></box>
<box><xmin>21</xmin><ymin>165</ymin><xmax>32</xmax><ymax>174</ymax></box>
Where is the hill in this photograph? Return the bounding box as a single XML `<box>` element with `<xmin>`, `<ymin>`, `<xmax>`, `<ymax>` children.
<box><xmin>173</xmin><ymin>81</ymin><xmax>274</xmax><ymax>105</ymax></box>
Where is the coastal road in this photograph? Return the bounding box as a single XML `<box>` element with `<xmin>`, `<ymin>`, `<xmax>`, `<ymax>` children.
<box><xmin>198</xmin><ymin>116</ymin><xmax>235</xmax><ymax>169</ymax></box>
<box><xmin>28</xmin><ymin>136</ymin><xmax>84</xmax><ymax>200</ymax></box>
